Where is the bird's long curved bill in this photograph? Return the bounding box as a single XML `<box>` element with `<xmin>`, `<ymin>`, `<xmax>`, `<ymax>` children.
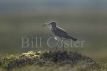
<box><xmin>42</xmin><ymin>23</ymin><xmax>49</xmax><ymax>27</ymax></box>
<box><xmin>42</xmin><ymin>24</ymin><xmax>46</xmax><ymax>27</ymax></box>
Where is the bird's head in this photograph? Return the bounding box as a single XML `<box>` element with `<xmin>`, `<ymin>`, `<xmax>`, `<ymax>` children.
<box><xmin>42</xmin><ymin>21</ymin><xmax>56</xmax><ymax>27</ymax></box>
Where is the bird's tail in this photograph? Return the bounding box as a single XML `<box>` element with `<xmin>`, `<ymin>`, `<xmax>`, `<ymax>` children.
<box><xmin>71</xmin><ymin>37</ymin><xmax>77</xmax><ymax>41</ymax></box>
<box><xmin>68</xmin><ymin>36</ymin><xmax>77</xmax><ymax>41</ymax></box>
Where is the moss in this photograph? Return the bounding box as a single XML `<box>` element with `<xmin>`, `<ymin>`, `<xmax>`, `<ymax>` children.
<box><xmin>0</xmin><ymin>50</ymin><xmax>100</xmax><ymax>70</ymax></box>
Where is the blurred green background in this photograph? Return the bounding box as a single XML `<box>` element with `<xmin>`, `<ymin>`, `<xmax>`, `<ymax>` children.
<box><xmin>0</xmin><ymin>0</ymin><xmax>107</xmax><ymax>64</ymax></box>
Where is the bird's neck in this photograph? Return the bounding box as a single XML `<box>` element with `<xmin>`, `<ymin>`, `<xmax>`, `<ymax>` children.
<box><xmin>50</xmin><ymin>26</ymin><xmax>56</xmax><ymax>30</ymax></box>
<box><xmin>50</xmin><ymin>26</ymin><xmax>56</xmax><ymax>28</ymax></box>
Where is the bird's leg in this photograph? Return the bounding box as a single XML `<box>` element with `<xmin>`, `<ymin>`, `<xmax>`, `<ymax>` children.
<box><xmin>62</xmin><ymin>40</ymin><xmax>64</xmax><ymax>51</ymax></box>
<box><xmin>61</xmin><ymin>39</ymin><xmax>64</xmax><ymax>51</ymax></box>
<box><xmin>55</xmin><ymin>40</ymin><xmax>59</xmax><ymax>51</ymax></box>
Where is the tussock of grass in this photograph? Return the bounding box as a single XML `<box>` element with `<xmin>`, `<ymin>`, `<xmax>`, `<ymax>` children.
<box><xmin>0</xmin><ymin>50</ymin><xmax>101</xmax><ymax>70</ymax></box>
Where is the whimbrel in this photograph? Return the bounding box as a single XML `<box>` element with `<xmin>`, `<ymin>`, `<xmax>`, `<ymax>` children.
<box><xmin>43</xmin><ymin>21</ymin><xmax>77</xmax><ymax>51</ymax></box>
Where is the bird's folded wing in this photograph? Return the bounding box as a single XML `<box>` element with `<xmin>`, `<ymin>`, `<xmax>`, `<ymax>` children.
<box><xmin>54</xmin><ymin>27</ymin><xmax>70</xmax><ymax>38</ymax></box>
<box><xmin>51</xmin><ymin>27</ymin><xmax>77</xmax><ymax>41</ymax></box>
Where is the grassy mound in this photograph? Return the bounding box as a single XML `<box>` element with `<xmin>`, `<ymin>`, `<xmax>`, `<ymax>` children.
<box><xmin>0</xmin><ymin>50</ymin><xmax>101</xmax><ymax>70</ymax></box>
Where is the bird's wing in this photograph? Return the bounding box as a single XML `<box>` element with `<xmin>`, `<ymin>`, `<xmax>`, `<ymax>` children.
<box><xmin>54</xmin><ymin>27</ymin><xmax>70</xmax><ymax>38</ymax></box>
<box><xmin>57</xmin><ymin>26</ymin><xmax>65</xmax><ymax>31</ymax></box>
<box><xmin>51</xmin><ymin>27</ymin><xmax>77</xmax><ymax>41</ymax></box>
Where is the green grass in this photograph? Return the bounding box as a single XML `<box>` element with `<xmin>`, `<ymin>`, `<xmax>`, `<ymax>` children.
<box><xmin>0</xmin><ymin>11</ymin><xmax>107</xmax><ymax>70</ymax></box>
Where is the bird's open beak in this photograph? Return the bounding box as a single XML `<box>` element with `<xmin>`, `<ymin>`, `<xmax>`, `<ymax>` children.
<box><xmin>42</xmin><ymin>23</ymin><xmax>50</xmax><ymax>27</ymax></box>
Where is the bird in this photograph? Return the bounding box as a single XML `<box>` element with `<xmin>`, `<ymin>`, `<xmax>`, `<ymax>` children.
<box><xmin>42</xmin><ymin>21</ymin><xmax>77</xmax><ymax>51</ymax></box>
